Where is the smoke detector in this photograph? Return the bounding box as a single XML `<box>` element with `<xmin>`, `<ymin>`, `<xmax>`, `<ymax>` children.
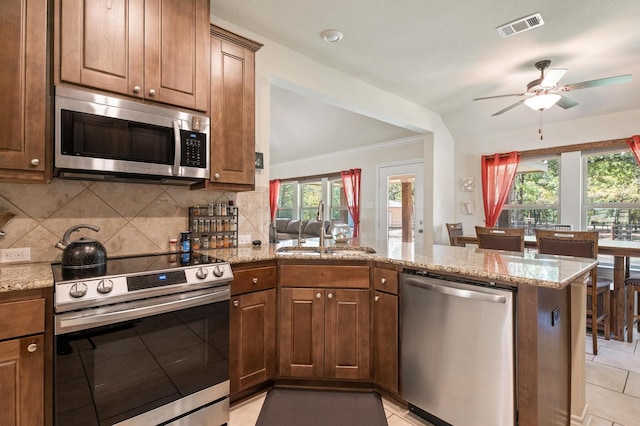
<box><xmin>496</xmin><ymin>12</ymin><xmax>544</xmax><ymax>38</ymax></box>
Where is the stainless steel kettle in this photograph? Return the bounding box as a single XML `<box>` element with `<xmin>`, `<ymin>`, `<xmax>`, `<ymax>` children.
<box><xmin>55</xmin><ymin>224</ymin><xmax>107</xmax><ymax>271</ymax></box>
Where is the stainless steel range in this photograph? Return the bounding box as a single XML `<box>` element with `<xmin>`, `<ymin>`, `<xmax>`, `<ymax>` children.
<box><xmin>52</xmin><ymin>252</ymin><xmax>233</xmax><ymax>426</ymax></box>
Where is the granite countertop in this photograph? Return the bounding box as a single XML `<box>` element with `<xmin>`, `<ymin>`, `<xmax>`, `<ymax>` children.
<box><xmin>0</xmin><ymin>239</ymin><xmax>597</xmax><ymax>293</ymax></box>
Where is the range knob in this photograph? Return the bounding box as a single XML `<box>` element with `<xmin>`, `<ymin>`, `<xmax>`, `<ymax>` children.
<box><xmin>97</xmin><ymin>279</ymin><xmax>114</xmax><ymax>294</ymax></box>
<box><xmin>69</xmin><ymin>282</ymin><xmax>88</xmax><ymax>298</ymax></box>
<box><xmin>196</xmin><ymin>267</ymin><xmax>209</xmax><ymax>280</ymax></box>
<box><xmin>213</xmin><ymin>264</ymin><xmax>225</xmax><ymax>277</ymax></box>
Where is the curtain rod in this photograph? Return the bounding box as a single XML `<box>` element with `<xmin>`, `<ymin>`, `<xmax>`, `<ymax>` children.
<box><xmin>274</xmin><ymin>171</ymin><xmax>343</xmax><ymax>183</ymax></box>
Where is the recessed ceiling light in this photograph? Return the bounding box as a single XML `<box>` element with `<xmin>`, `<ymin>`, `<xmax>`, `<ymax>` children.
<box><xmin>321</xmin><ymin>29</ymin><xmax>343</xmax><ymax>43</ymax></box>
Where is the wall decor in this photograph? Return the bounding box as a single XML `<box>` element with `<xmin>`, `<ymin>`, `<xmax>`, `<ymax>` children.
<box><xmin>461</xmin><ymin>177</ymin><xmax>474</xmax><ymax>192</ymax></box>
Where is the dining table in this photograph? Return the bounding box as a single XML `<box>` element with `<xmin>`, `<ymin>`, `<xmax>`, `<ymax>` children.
<box><xmin>455</xmin><ymin>234</ymin><xmax>640</xmax><ymax>341</ymax></box>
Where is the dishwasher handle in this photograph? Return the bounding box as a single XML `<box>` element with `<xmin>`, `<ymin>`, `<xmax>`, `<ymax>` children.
<box><xmin>403</xmin><ymin>275</ymin><xmax>507</xmax><ymax>304</ymax></box>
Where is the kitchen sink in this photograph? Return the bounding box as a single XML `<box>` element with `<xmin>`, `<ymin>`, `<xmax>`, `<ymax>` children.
<box><xmin>275</xmin><ymin>246</ymin><xmax>376</xmax><ymax>256</ymax></box>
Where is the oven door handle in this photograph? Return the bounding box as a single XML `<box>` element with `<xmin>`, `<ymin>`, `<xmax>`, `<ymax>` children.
<box><xmin>55</xmin><ymin>287</ymin><xmax>230</xmax><ymax>335</ymax></box>
<box><xmin>172</xmin><ymin>119</ymin><xmax>182</xmax><ymax>176</ymax></box>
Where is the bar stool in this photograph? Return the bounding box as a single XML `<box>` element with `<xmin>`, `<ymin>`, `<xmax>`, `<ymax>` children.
<box><xmin>536</xmin><ymin>230</ymin><xmax>611</xmax><ymax>355</ymax></box>
<box><xmin>475</xmin><ymin>226</ymin><xmax>525</xmax><ymax>252</ymax></box>
<box><xmin>625</xmin><ymin>276</ymin><xmax>640</xmax><ymax>342</ymax></box>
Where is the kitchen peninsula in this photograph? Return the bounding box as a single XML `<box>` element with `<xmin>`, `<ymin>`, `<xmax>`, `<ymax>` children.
<box><xmin>0</xmin><ymin>241</ymin><xmax>595</xmax><ymax>426</ymax></box>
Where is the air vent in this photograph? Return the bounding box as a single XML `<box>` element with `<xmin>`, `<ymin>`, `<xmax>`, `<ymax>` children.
<box><xmin>496</xmin><ymin>13</ymin><xmax>544</xmax><ymax>38</ymax></box>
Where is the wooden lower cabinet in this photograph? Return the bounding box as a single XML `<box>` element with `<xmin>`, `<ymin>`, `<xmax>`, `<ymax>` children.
<box><xmin>230</xmin><ymin>288</ymin><xmax>276</xmax><ymax>394</ymax></box>
<box><xmin>0</xmin><ymin>293</ymin><xmax>48</xmax><ymax>425</ymax></box>
<box><xmin>229</xmin><ymin>264</ymin><xmax>277</xmax><ymax>397</ymax></box>
<box><xmin>0</xmin><ymin>335</ymin><xmax>45</xmax><ymax>426</ymax></box>
<box><xmin>372</xmin><ymin>290</ymin><xmax>398</xmax><ymax>393</ymax></box>
<box><xmin>279</xmin><ymin>287</ymin><xmax>370</xmax><ymax>380</ymax></box>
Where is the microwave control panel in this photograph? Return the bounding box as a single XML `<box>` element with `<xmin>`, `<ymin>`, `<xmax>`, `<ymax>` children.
<box><xmin>180</xmin><ymin>130</ymin><xmax>207</xmax><ymax>168</ymax></box>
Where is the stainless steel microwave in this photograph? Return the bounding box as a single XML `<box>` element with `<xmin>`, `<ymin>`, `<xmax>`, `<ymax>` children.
<box><xmin>54</xmin><ymin>86</ymin><xmax>210</xmax><ymax>186</ymax></box>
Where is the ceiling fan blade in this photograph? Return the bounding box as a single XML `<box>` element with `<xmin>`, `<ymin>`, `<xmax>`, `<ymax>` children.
<box><xmin>542</xmin><ymin>68</ymin><xmax>567</xmax><ymax>87</ymax></box>
<box><xmin>560</xmin><ymin>74</ymin><xmax>632</xmax><ymax>91</ymax></box>
<box><xmin>473</xmin><ymin>93</ymin><xmax>525</xmax><ymax>101</ymax></box>
<box><xmin>555</xmin><ymin>95</ymin><xmax>578</xmax><ymax>109</ymax></box>
<box><xmin>491</xmin><ymin>99</ymin><xmax>525</xmax><ymax>116</ymax></box>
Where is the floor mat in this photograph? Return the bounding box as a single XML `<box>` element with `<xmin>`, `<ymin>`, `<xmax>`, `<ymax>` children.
<box><xmin>255</xmin><ymin>388</ymin><xmax>388</xmax><ymax>426</ymax></box>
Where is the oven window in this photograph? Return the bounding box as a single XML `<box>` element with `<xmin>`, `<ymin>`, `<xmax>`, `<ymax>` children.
<box><xmin>60</xmin><ymin>110</ymin><xmax>174</xmax><ymax>165</ymax></box>
<box><xmin>54</xmin><ymin>300</ymin><xmax>229</xmax><ymax>425</ymax></box>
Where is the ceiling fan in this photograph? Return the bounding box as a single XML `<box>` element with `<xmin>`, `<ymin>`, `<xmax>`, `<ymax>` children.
<box><xmin>474</xmin><ymin>60</ymin><xmax>632</xmax><ymax>116</ymax></box>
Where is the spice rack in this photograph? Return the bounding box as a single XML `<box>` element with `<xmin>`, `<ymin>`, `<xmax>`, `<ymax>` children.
<box><xmin>188</xmin><ymin>205</ymin><xmax>238</xmax><ymax>249</ymax></box>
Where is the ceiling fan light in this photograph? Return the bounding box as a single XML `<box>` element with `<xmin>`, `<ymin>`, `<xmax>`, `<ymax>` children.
<box><xmin>524</xmin><ymin>93</ymin><xmax>561</xmax><ymax>111</ymax></box>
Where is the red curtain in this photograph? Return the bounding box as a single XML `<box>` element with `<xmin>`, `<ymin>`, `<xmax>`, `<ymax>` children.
<box><xmin>269</xmin><ymin>179</ymin><xmax>281</xmax><ymax>223</ymax></box>
<box><xmin>627</xmin><ymin>135</ymin><xmax>640</xmax><ymax>165</ymax></box>
<box><xmin>341</xmin><ymin>169</ymin><xmax>361</xmax><ymax>238</ymax></box>
<box><xmin>481</xmin><ymin>152</ymin><xmax>520</xmax><ymax>227</ymax></box>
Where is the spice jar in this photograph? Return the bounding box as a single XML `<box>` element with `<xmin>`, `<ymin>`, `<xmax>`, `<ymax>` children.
<box><xmin>192</xmin><ymin>237</ymin><xmax>201</xmax><ymax>250</ymax></box>
<box><xmin>202</xmin><ymin>235</ymin><xmax>210</xmax><ymax>249</ymax></box>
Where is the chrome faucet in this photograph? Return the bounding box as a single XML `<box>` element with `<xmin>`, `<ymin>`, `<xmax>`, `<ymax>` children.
<box><xmin>318</xmin><ymin>200</ymin><xmax>326</xmax><ymax>247</ymax></box>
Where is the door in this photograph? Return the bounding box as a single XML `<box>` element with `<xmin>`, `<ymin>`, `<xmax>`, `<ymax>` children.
<box><xmin>279</xmin><ymin>288</ymin><xmax>324</xmax><ymax>378</ymax></box>
<box><xmin>59</xmin><ymin>0</ymin><xmax>145</xmax><ymax>97</ymax></box>
<box><xmin>324</xmin><ymin>289</ymin><xmax>370</xmax><ymax>380</ymax></box>
<box><xmin>373</xmin><ymin>290</ymin><xmax>398</xmax><ymax>393</ymax></box>
<box><xmin>377</xmin><ymin>161</ymin><xmax>424</xmax><ymax>255</ymax></box>
<box><xmin>0</xmin><ymin>0</ymin><xmax>48</xmax><ymax>181</ymax></box>
<box><xmin>230</xmin><ymin>289</ymin><xmax>276</xmax><ymax>394</ymax></box>
<box><xmin>0</xmin><ymin>335</ymin><xmax>44</xmax><ymax>426</ymax></box>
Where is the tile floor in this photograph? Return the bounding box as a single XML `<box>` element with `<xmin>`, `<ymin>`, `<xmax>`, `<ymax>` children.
<box><xmin>229</xmin><ymin>329</ymin><xmax>640</xmax><ymax>426</ymax></box>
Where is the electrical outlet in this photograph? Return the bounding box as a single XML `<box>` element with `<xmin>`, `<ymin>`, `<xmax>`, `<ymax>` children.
<box><xmin>238</xmin><ymin>234</ymin><xmax>251</xmax><ymax>245</ymax></box>
<box><xmin>551</xmin><ymin>307</ymin><xmax>560</xmax><ymax>326</ymax></box>
<box><xmin>0</xmin><ymin>247</ymin><xmax>31</xmax><ymax>263</ymax></box>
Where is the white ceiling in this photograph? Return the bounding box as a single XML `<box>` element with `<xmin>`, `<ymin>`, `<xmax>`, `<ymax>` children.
<box><xmin>212</xmin><ymin>0</ymin><xmax>640</xmax><ymax>164</ymax></box>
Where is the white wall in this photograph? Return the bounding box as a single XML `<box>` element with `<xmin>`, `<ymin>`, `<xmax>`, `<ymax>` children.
<box><xmin>454</xmin><ymin>108</ymin><xmax>640</xmax><ymax>234</ymax></box>
<box><xmin>211</xmin><ymin>16</ymin><xmax>456</xmax><ymax>246</ymax></box>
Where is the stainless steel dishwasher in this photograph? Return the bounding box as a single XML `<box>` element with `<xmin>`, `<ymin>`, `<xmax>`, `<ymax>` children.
<box><xmin>401</xmin><ymin>270</ymin><xmax>516</xmax><ymax>426</ymax></box>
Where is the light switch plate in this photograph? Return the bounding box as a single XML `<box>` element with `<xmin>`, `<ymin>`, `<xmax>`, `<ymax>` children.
<box><xmin>238</xmin><ymin>234</ymin><xmax>251</xmax><ymax>245</ymax></box>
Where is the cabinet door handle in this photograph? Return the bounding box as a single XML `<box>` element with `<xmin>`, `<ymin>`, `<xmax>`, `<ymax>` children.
<box><xmin>233</xmin><ymin>300</ymin><xmax>239</xmax><ymax>307</ymax></box>
<box><xmin>27</xmin><ymin>343</ymin><xmax>38</xmax><ymax>353</ymax></box>
<box><xmin>316</xmin><ymin>293</ymin><xmax>322</xmax><ymax>299</ymax></box>
<box><xmin>214</xmin><ymin>173</ymin><xmax>221</xmax><ymax>179</ymax></box>
<box><xmin>381</xmin><ymin>278</ymin><xmax>387</xmax><ymax>284</ymax></box>
<box><xmin>149</xmin><ymin>89</ymin><xmax>156</xmax><ymax>96</ymax></box>
<box><xmin>30</xmin><ymin>158</ymin><xmax>40</xmax><ymax>166</ymax></box>
<box><xmin>374</xmin><ymin>295</ymin><xmax>380</xmax><ymax>302</ymax></box>
<box><xmin>133</xmin><ymin>85</ymin><xmax>141</xmax><ymax>93</ymax></box>
<box><xmin>327</xmin><ymin>293</ymin><xmax>333</xmax><ymax>299</ymax></box>
<box><xmin>252</xmin><ymin>277</ymin><xmax>258</xmax><ymax>284</ymax></box>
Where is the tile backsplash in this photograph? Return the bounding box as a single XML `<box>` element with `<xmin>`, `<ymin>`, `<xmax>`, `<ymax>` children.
<box><xmin>0</xmin><ymin>179</ymin><xmax>268</xmax><ymax>263</ymax></box>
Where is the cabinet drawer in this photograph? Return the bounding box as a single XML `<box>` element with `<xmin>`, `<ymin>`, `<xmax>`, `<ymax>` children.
<box><xmin>0</xmin><ymin>298</ymin><xmax>45</xmax><ymax>340</ymax></box>
<box><xmin>280</xmin><ymin>265</ymin><xmax>370</xmax><ymax>288</ymax></box>
<box><xmin>231</xmin><ymin>266</ymin><xmax>276</xmax><ymax>295</ymax></box>
<box><xmin>373</xmin><ymin>268</ymin><xmax>398</xmax><ymax>295</ymax></box>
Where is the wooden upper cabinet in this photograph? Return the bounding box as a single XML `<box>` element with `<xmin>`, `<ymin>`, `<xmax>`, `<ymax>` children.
<box><xmin>0</xmin><ymin>0</ymin><xmax>49</xmax><ymax>182</ymax></box>
<box><xmin>58</xmin><ymin>0</ymin><xmax>210</xmax><ymax>112</ymax></box>
<box><xmin>209</xmin><ymin>26</ymin><xmax>262</xmax><ymax>191</ymax></box>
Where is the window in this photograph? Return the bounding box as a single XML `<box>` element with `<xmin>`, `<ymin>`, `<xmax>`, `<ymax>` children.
<box><xmin>330</xmin><ymin>178</ymin><xmax>350</xmax><ymax>224</ymax></box>
<box><xmin>498</xmin><ymin>156</ymin><xmax>560</xmax><ymax>235</ymax></box>
<box><xmin>277</xmin><ymin>182</ymin><xmax>295</xmax><ymax>219</ymax></box>
<box><xmin>584</xmin><ymin>149</ymin><xmax>640</xmax><ymax>241</ymax></box>
<box><xmin>276</xmin><ymin>174</ymin><xmax>354</xmax><ymax>231</ymax></box>
<box><xmin>300</xmin><ymin>180</ymin><xmax>323</xmax><ymax>220</ymax></box>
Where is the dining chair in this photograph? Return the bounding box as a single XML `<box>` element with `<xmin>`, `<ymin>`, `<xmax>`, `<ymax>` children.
<box><xmin>446</xmin><ymin>223</ymin><xmax>465</xmax><ymax>247</ymax></box>
<box><xmin>535</xmin><ymin>230</ymin><xmax>611</xmax><ymax>355</ymax></box>
<box><xmin>475</xmin><ymin>226</ymin><xmax>525</xmax><ymax>252</ymax></box>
